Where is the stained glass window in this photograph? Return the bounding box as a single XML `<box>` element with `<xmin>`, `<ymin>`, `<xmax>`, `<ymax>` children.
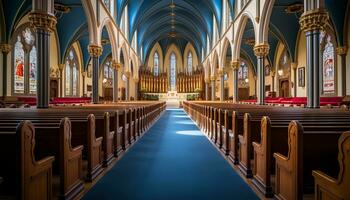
<box><xmin>154</xmin><ymin>52</ymin><xmax>159</xmax><ymax>76</ymax></box>
<box><xmin>188</xmin><ymin>52</ymin><xmax>193</xmax><ymax>74</ymax></box>
<box><xmin>65</xmin><ymin>48</ymin><xmax>79</xmax><ymax>96</ymax></box>
<box><xmin>103</xmin><ymin>57</ymin><xmax>113</xmax><ymax>86</ymax></box>
<box><xmin>12</xmin><ymin>25</ymin><xmax>37</xmax><ymax>95</ymax></box>
<box><xmin>322</xmin><ymin>33</ymin><xmax>335</xmax><ymax>94</ymax></box>
<box><xmin>170</xmin><ymin>53</ymin><xmax>176</xmax><ymax>91</ymax></box>
<box><xmin>238</xmin><ymin>61</ymin><xmax>249</xmax><ymax>87</ymax></box>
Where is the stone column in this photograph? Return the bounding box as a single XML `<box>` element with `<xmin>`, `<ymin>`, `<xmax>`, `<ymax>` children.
<box><xmin>211</xmin><ymin>75</ymin><xmax>216</xmax><ymax>101</ymax></box>
<box><xmin>205</xmin><ymin>78</ymin><xmax>209</xmax><ymax>100</ymax></box>
<box><xmin>58</xmin><ymin>64</ymin><xmax>64</xmax><ymax>97</ymax></box>
<box><xmin>0</xmin><ymin>44</ymin><xmax>11</xmax><ymax>97</ymax></box>
<box><xmin>336</xmin><ymin>47</ymin><xmax>348</xmax><ymax>96</ymax></box>
<box><xmin>82</xmin><ymin>71</ymin><xmax>87</xmax><ymax>97</ymax></box>
<box><xmin>112</xmin><ymin>60</ymin><xmax>121</xmax><ymax>102</ymax></box>
<box><xmin>299</xmin><ymin>9</ymin><xmax>328</xmax><ymax>108</ymax></box>
<box><xmin>29</xmin><ymin>2</ymin><xmax>57</xmax><ymax>108</ymax></box>
<box><xmin>88</xmin><ymin>44</ymin><xmax>103</xmax><ymax>104</ymax></box>
<box><xmin>253</xmin><ymin>43</ymin><xmax>269</xmax><ymax>105</ymax></box>
<box><xmin>134</xmin><ymin>78</ymin><xmax>139</xmax><ymax>100</ymax></box>
<box><xmin>291</xmin><ymin>62</ymin><xmax>298</xmax><ymax>97</ymax></box>
<box><xmin>231</xmin><ymin>60</ymin><xmax>240</xmax><ymax>103</ymax></box>
<box><xmin>254</xmin><ymin>75</ymin><xmax>257</xmax><ymax>97</ymax></box>
<box><xmin>125</xmin><ymin>71</ymin><xmax>130</xmax><ymax>101</ymax></box>
<box><xmin>218</xmin><ymin>69</ymin><xmax>224</xmax><ymax>101</ymax></box>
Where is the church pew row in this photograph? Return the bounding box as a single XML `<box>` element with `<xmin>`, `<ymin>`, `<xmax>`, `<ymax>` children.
<box><xmin>0</xmin><ymin>102</ymin><xmax>166</xmax><ymax>200</ymax></box>
<box><xmin>0</xmin><ymin>121</ymin><xmax>55</xmax><ymax>200</ymax></box>
<box><xmin>183</xmin><ymin>101</ymin><xmax>350</xmax><ymax>199</ymax></box>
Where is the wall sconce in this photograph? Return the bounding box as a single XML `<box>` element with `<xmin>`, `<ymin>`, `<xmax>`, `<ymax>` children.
<box><xmin>245</xmin><ymin>78</ymin><xmax>249</xmax><ymax>83</ymax></box>
<box><xmin>103</xmin><ymin>78</ymin><xmax>108</xmax><ymax>84</ymax></box>
<box><xmin>278</xmin><ymin>69</ymin><xmax>283</xmax><ymax>76</ymax></box>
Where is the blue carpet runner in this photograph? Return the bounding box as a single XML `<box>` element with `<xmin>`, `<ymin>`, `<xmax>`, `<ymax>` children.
<box><xmin>83</xmin><ymin>109</ymin><xmax>259</xmax><ymax>200</ymax></box>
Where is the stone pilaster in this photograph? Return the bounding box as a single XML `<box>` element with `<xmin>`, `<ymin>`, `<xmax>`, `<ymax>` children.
<box><xmin>0</xmin><ymin>44</ymin><xmax>11</xmax><ymax>97</ymax></box>
<box><xmin>336</xmin><ymin>46</ymin><xmax>348</xmax><ymax>96</ymax></box>
<box><xmin>254</xmin><ymin>43</ymin><xmax>269</xmax><ymax>105</ymax></box>
<box><xmin>112</xmin><ymin>60</ymin><xmax>121</xmax><ymax>102</ymax></box>
<box><xmin>210</xmin><ymin>75</ymin><xmax>216</xmax><ymax>101</ymax></box>
<box><xmin>231</xmin><ymin>60</ymin><xmax>240</xmax><ymax>103</ymax></box>
<box><xmin>88</xmin><ymin>44</ymin><xmax>103</xmax><ymax>104</ymax></box>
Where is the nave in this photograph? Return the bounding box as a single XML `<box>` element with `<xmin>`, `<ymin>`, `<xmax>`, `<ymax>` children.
<box><xmin>83</xmin><ymin>109</ymin><xmax>258</xmax><ymax>200</ymax></box>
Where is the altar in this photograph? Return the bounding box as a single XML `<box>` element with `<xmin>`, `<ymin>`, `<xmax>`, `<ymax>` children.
<box><xmin>144</xmin><ymin>91</ymin><xmax>199</xmax><ymax>108</ymax></box>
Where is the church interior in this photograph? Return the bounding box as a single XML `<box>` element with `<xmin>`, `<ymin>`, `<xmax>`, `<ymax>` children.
<box><xmin>0</xmin><ymin>0</ymin><xmax>350</xmax><ymax>199</ymax></box>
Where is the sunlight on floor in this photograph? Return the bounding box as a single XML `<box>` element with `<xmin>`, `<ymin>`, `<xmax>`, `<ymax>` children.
<box><xmin>175</xmin><ymin>130</ymin><xmax>204</xmax><ymax>136</ymax></box>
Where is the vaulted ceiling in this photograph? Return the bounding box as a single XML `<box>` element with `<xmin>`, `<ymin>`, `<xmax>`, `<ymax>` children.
<box><xmin>117</xmin><ymin>0</ymin><xmax>235</xmax><ymax>62</ymax></box>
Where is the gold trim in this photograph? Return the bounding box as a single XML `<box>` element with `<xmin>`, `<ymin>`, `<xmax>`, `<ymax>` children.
<box><xmin>336</xmin><ymin>46</ymin><xmax>348</xmax><ymax>55</ymax></box>
<box><xmin>0</xmin><ymin>44</ymin><xmax>11</xmax><ymax>53</ymax></box>
<box><xmin>58</xmin><ymin>64</ymin><xmax>65</xmax><ymax>71</ymax></box>
<box><xmin>291</xmin><ymin>62</ymin><xmax>298</xmax><ymax>70</ymax></box>
<box><xmin>204</xmin><ymin>78</ymin><xmax>210</xmax><ymax>83</ymax></box>
<box><xmin>253</xmin><ymin>43</ymin><xmax>269</xmax><ymax>57</ymax></box>
<box><xmin>231</xmin><ymin>60</ymin><xmax>240</xmax><ymax>70</ymax></box>
<box><xmin>125</xmin><ymin>71</ymin><xmax>131</xmax><ymax>78</ymax></box>
<box><xmin>111</xmin><ymin>60</ymin><xmax>122</xmax><ymax>69</ymax></box>
<box><xmin>210</xmin><ymin>75</ymin><xmax>216</xmax><ymax>81</ymax></box>
<box><xmin>88</xmin><ymin>44</ymin><xmax>103</xmax><ymax>57</ymax></box>
<box><xmin>299</xmin><ymin>9</ymin><xmax>329</xmax><ymax>32</ymax></box>
<box><xmin>29</xmin><ymin>11</ymin><xmax>57</xmax><ymax>32</ymax></box>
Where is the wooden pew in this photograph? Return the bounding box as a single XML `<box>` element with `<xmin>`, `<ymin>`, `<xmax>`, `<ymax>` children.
<box><xmin>312</xmin><ymin>131</ymin><xmax>350</xmax><ymax>200</ymax></box>
<box><xmin>0</xmin><ymin>121</ymin><xmax>55</xmax><ymax>200</ymax></box>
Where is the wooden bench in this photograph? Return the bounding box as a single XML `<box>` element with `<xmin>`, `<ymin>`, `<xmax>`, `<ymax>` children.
<box><xmin>0</xmin><ymin>120</ymin><xmax>55</xmax><ymax>200</ymax></box>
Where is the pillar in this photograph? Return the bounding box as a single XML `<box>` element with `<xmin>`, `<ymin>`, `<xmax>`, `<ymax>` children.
<box><xmin>125</xmin><ymin>71</ymin><xmax>130</xmax><ymax>101</ymax></box>
<box><xmin>231</xmin><ymin>60</ymin><xmax>240</xmax><ymax>103</ymax></box>
<box><xmin>112</xmin><ymin>60</ymin><xmax>121</xmax><ymax>102</ymax></box>
<box><xmin>336</xmin><ymin>47</ymin><xmax>348</xmax><ymax>96</ymax></box>
<box><xmin>211</xmin><ymin>75</ymin><xmax>216</xmax><ymax>101</ymax></box>
<box><xmin>29</xmin><ymin>2</ymin><xmax>57</xmax><ymax>108</ymax></box>
<box><xmin>291</xmin><ymin>62</ymin><xmax>298</xmax><ymax>97</ymax></box>
<box><xmin>205</xmin><ymin>78</ymin><xmax>209</xmax><ymax>100</ymax></box>
<box><xmin>134</xmin><ymin>78</ymin><xmax>139</xmax><ymax>100</ymax></box>
<box><xmin>299</xmin><ymin>8</ymin><xmax>328</xmax><ymax>108</ymax></box>
<box><xmin>218</xmin><ymin>69</ymin><xmax>224</xmax><ymax>101</ymax></box>
<box><xmin>271</xmin><ymin>70</ymin><xmax>276</xmax><ymax>94</ymax></box>
<box><xmin>253</xmin><ymin>43</ymin><xmax>270</xmax><ymax>105</ymax></box>
<box><xmin>0</xmin><ymin>44</ymin><xmax>11</xmax><ymax>97</ymax></box>
<box><xmin>82</xmin><ymin>71</ymin><xmax>87</xmax><ymax>97</ymax></box>
<box><xmin>88</xmin><ymin>44</ymin><xmax>103</xmax><ymax>104</ymax></box>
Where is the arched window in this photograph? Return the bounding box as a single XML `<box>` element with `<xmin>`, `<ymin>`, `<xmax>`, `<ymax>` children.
<box><xmin>278</xmin><ymin>48</ymin><xmax>291</xmax><ymax>77</ymax></box>
<box><xmin>170</xmin><ymin>53</ymin><xmax>176</xmax><ymax>91</ymax></box>
<box><xmin>238</xmin><ymin>61</ymin><xmax>249</xmax><ymax>87</ymax></box>
<box><xmin>12</xmin><ymin>26</ymin><xmax>37</xmax><ymax>95</ymax></box>
<box><xmin>154</xmin><ymin>52</ymin><xmax>159</xmax><ymax>76</ymax></box>
<box><xmin>320</xmin><ymin>31</ymin><xmax>335</xmax><ymax>95</ymax></box>
<box><xmin>103</xmin><ymin>57</ymin><xmax>113</xmax><ymax>87</ymax></box>
<box><xmin>187</xmin><ymin>52</ymin><xmax>193</xmax><ymax>74</ymax></box>
<box><xmin>65</xmin><ymin>48</ymin><xmax>79</xmax><ymax>96</ymax></box>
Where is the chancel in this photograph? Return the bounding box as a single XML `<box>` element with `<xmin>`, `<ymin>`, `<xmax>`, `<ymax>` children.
<box><xmin>0</xmin><ymin>0</ymin><xmax>349</xmax><ymax>200</ymax></box>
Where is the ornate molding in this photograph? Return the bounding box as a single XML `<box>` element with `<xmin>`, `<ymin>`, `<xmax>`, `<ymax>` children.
<box><xmin>125</xmin><ymin>71</ymin><xmax>131</xmax><ymax>78</ymax></box>
<box><xmin>111</xmin><ymin>60</ymin><xmax>122</xmax><ymax>69</ymax></box>
<box><xmin>291</xmin><ymin>62</ymin><xmax>298</xmax><ymax>70</ymax></box>
<box><xmin>210</xmin><ymin>75</ymin><xmax>216</xmax><ymax>81</ymax></box>
<box><xmin>204</xmin><ymin>77</ymin><xmax>210</xmax><ymax>83</ymax></box>
<box><xmin>0</xmin><ymin>44</ymin><xmax>11</xmax><ymax>53</ymax></box>
<box><xmin>231</xmin><ymin>60</ymin><xmax>240</xmax><ymax>70</ymax></box>
<box><xmin>58</xmin><ymin>64</ymin><xmax>65</xmax><ymax>71</ymax></box>
<box><xmin>299</xmin><ymin>9</ymin><xmax>329</xmax><ymax>32</ymax></box>
<box><xmin>29</xmin><ymin>11</ymin><xmax>57</xmax><ymax>32</ymax></box>
<box><xmin>88</xmin><ymin>44</ymin><xmax>103</xmax><ymax>57</ymax></box>
<box><xmin>217</xmin><ymin>69</ymin><xmax>224</xmax><ymax>77</ymax></box>
<box><xmin>336</xmin><ymin>46</ymin><xmax>348</xmax><ymax>55</ymax></box>
<box><xmin>253</xmin><ymin>43</ymin><xmax>269</xmax><ymax>57</ymax></box>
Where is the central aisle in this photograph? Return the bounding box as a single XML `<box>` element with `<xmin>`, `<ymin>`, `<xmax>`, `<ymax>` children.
<box><xmin>83</xmin><ymin>109</ymin><xmax>259</xmax><ymax>200</ymax></box>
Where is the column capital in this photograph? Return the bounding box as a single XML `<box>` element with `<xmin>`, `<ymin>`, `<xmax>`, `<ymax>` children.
<box><xmin>336</xmin><ymin>46</ymin><xmax>348</xmax><ymax>55</ymax></box>
<box><xmin>217</xmin><ymin>69</ymin><xmax>224</xmax><ymax>77</ymax></box>
<box><xmin>291</xmin><ymin>62</ymin><xmax>298</xmax><ymax>70</ymax></box>
<box><xmin>58</xmin><ymin>63</ymin><xmax>65</xmax><ymax>71</ymax></box>
<box><xmin>111</xmin><ymin>60</ymin><xmax>122</xmax><ymax>70</ymax></box>
<box><xmin>82</xmin><ymin>71</ymin><xmax>87</xmax><ymax>77</ymax></box>
<box><xmin>253</xmin><ymin>43</ymin><xmax>269</xmax><ymax>57</ymax></box>
<box><xmin>230</xmin><ymin>60</ymin><xmax>240</xmax><ymax>70</ymax></box>
<box><xmin>29</xmin><ymin>11</ymin><xmax>57</xmax><ymax>32</ymax></box>
<box><xmin>299</xmin><ymin>9</ymin><xmax>329</xmax><ymax>32</ymax></box>
<box><xmin>271</xmin><ymin>70</ymin><xmax>276</xmax><ymax>77</ymax></box>
<box><xmin>125</xmin><ymin>71</ymin><xmax>131</xmax><ymax>78</ymax></box>
<box><xmin>134</xmin><ymin>77</ymin><xmax>139</xmax><ymax>83</ymax></box>
<box><xmin>204</xmin><ymin>77</ymin><xmax>210</xmax><ymax>83</ymax></box>
<box><xmin>0</xmin><ymin>44</ymin><xmax>11</xmax><ymax>53</ymax></box>
<box><xmin>88</xmin><ymin>44</ymin><xmax>103</xmax><ymax>57</ymax></box>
